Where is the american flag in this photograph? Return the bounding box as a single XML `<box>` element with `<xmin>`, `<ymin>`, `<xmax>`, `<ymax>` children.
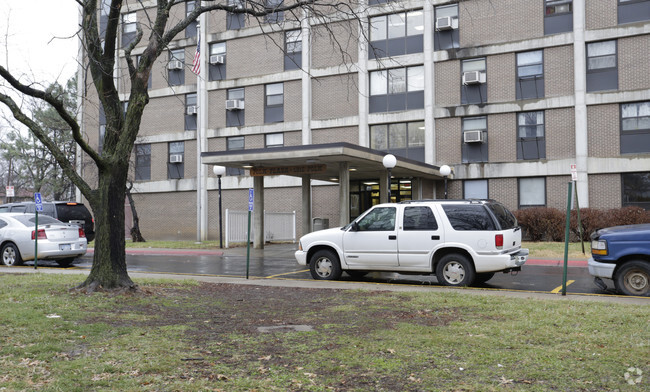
<box><xmin>191</xmin><ymin>37</ymin><xmax>201</xmax><ymax>75</ymax></box>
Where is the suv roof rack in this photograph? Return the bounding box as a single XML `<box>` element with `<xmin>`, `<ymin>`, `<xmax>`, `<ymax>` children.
<box><xmin>399</xmin><ymin>199</ymin><xmax>493</xmax><ymax>204</ymax></box>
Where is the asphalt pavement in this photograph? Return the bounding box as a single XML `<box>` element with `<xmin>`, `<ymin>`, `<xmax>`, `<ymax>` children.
<box><xmin>2</xmin><ymin>243</ymin><xmax>648</xmax><ymax>305</ymax></box>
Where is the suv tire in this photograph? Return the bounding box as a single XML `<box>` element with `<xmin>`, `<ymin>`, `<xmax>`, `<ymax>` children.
<box><xmin>436</xmin><ymin>253</ymin><xmax>475</xmax><ymax>287</ymax></box>
<box><xmin>309</xmin><ymin>249</ymin><xmax>342</xmax><ymax>280</ymax></box>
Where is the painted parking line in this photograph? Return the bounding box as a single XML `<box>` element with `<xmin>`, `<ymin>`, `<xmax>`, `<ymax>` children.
<box><xmin>263</xmin><ymin>270</ymin><xmax>310</xmax><ymax>279</ymax></box>
<box><xmin>550</xmin><ymin>280</ymin><xmax>575</xmax><ymax>294</ymax></box>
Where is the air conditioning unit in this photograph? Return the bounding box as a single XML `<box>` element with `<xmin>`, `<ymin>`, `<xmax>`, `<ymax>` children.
<box><xmin>435</xmin><ymin>16</ymin><xmax>454</xmax><ymax>31</ymax></box>
<box><xmin>226</xmin><ymin>99</ymin><xmax>244</xmax><ymax>111</ymax></box>
<box><xmin>167</xmin><ymin>60</ymin><xmax>183</xmax><ymax>70</ymax></box>
<box><xmin>462</xmin><ymin>71</ymin><xmax>485</xmax><ymax>85</ymax></box>
<box><xmin>209</xmin><ymin>54</ymin><xmax>225</xmax><ymax>65</ymax></box>
<box><xmin>169</xmin><ymin>154</ymin><xmax>183</xmax><ymax>163</ymax></box>
<box><xmin>186</xmin><ymin>105</ymin><xmax>197</xmax><ymax>115</ymax></box>
<box><xmin>464</xmin><ymin>130</ymin><xmax>485</xmax><ymax>143</ymax></box>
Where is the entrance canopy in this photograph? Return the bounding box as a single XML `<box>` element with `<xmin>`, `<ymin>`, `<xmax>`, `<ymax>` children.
<box><xmin>201</xmin><ymin>142</ymin><xmax>447</xmax><ymax>181</ymax></box>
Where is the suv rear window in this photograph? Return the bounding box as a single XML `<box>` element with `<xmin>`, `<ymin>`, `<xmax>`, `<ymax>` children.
<box><xmin>55</xmin><ymin>204</ymin><xmax>91</xmax><ymax>220</ymax></box>
<box><xmin>442</xmin><ymin>204</ymin><xmax>496</xmax><ymax>231</ymax></box>
<box><xmin>486</xmin><ymin>202</ymin><xmax>518</xmax><ymax>230</ymax></box>
<box><xmin>13</xmin><ymin>215</ymin><xmax>61</xmax><ymax>226</ymax></box>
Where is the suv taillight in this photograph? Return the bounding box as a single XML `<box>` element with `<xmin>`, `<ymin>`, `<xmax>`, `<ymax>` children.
<box><xmin>79</xmin><ymin>228</ymin><xmax>86</xmax><ymax>238</ymax></box>
<box><xmin>495</xmin><ymin>234</ymin><xmax>503</xmax><ymax>250</ymax></box>
<box><xmin>32</xmin><ymin>229</ymin><xmax>47</xmax><ymax>240</ymax></box>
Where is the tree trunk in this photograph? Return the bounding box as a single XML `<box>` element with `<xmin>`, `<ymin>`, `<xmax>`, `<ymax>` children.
<box><xmin>78</xmin><ymin>168</ymin><xmax>136</xmax><ymax>292</ymax></box>
<box><xmin>126</xmin><ymin>182</ymin><xmax>146</xmax><ymax>242</ymax></box>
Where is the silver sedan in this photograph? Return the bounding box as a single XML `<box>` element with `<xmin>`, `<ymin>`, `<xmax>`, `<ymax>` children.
<box><xmin>0</xmin><ymin>213</ymin><xmax>87</xmax><ymax>267</ymax></box>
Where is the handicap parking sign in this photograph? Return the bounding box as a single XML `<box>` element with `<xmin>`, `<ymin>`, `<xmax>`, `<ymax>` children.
<box><xmin>248</xmin><ymin>188</ymin><xmax>254</xmax><ymax>211</ymax></box>
<box><xmin>34</xmin><ymin>192</ymin><xmax>43</xmax><ymax>212</ymax></box>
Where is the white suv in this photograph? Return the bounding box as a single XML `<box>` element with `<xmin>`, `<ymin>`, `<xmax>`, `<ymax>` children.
<box><xmin>295</xmin><ymin>199</ymin><xmax>529</xmax><ymax>286</ymax></box>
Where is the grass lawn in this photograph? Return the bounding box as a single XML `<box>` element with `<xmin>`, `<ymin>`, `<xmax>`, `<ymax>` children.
<box><xmin>0</xmin><ymin>274</ymin><xmax>647</xmax><ymax>391</ymax></box>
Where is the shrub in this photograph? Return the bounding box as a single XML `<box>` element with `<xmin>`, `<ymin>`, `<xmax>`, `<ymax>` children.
<box><xmin>514</xmin><ymin>207</ymin><xmax>565</xmax><ymax>241</ymax></box>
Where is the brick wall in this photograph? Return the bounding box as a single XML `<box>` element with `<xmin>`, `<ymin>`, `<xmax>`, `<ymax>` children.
<box><xmin>586</xmin><ymin>0</ymin><xmax>617</xmax><ymax>30</ymax></box>
<box><xmin>208</xmin><ymin>90</ymin><xmax>228</xmax><ymax>129</ymax></box>
<box><xmin>546</xmin><ymin>107</ymin><xmax>575</xmax><ymax>160</ymax></box>
<box><xmin>545</xmin><ymin>45</ymin><xmax>574</xmax><ymax>98</ymax></box>
<box><xmin>228</xmin><ymin>34</ymin><xmax>284</xmax><ymax>79</ymax></box>
<box><xmin>434</xmin><ymin>60</ymin><xmax>461</xmax><ymax>107</ymax></box>
<box><xmin>312</xmin><ymin>74</ymin><xmax>359</xmax><ymax>120</ymax></box>
<box><xmin>546</xmin><ymin>175</ymin><xmax>572</xmax><ymax>210</ymax></box>
<box><xmin>588</xmin><ymin>173</ymin><xmax>622</xmax><ymax>209</ymax></box>
<box><xmin>460</xmin><ymin>0</ymin><xmax>543</xmax><ymax>47</ymax></box>
<box><xmin>487</xmin><ymin>54</ymin><xmax>515</xmax><ymax>103</ymax></box>
<box><xmin>435</xmin><ymin>117</ymin><xmax>462</xmax><ymax>165</ymax></box>
<box><xmin>312</xmin><ymin>20</ymin><xmax>359</xmax><ymax>69</ymax></box>
<box><xmin>285</xmin><ymin>80</ymin><xmax>303</xmax><ymax>122</ymax></box>
<box><xmin>619</xmin><ymin>35</ymin><xmax>650</xmax><ymax>91</ymax></box>
<box><xmin>488</xmin><ymin>177</ymin><xmax>518</xmax><ymax>211</ymax></box>
<box><xmin>587</xmin><ymin>104</ymin><xmax>620</xmax><ymax>158</ymax></box>
<box><xmin>245</xmin><ymin>84</ymin><xmax>265</xmax><ymax>126</ymax></box>
<box><xmin>312</xmin><ymin>127</ymin><xmax>359</xmax><ymax>145</ymax></box>
<box><xmin>488</xmin><ymin>113</ymin><xmax>516</xmax><ymax>162</ymax></box>
<box><xmin>141</xmin><ymin>96</ymin><xmax>185</xmax><ymax>137</ymax></box>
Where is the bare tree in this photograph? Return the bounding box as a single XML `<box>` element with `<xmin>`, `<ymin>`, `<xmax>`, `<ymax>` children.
<box><xmin>0</xmin><ymin>0</ymin><xmax>366</xmax><ymax>292</ymax></box>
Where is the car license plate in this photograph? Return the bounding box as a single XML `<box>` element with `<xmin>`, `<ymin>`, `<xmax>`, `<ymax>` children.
<box><xmin>60</xmin><ymin>244</ymin><xmax>71</xmax><ymax>251</ymax></box>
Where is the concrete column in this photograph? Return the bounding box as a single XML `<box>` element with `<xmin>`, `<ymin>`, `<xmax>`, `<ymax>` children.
<box><xmin>301</xmin><ymin>8</ymin><xmax>312</xmax><ymax>145</ymax></box>
<box><xmin>339</xmin><ymin>162</ymin><xmax>350</xmax><ymax>226</ymax></box>
<box><xmin>423</xmin><ymin>2</ymin><xmax>435</xmax><ymax>165</ymax></box>
<box><xmin>358</xmin><ymin>1</ymin><xmax>369</xmax><ymax>147</ymax></box>
<box><xmin>253</xmin><ymin>176</ymin><xmax>264</xmax><ymax>249</ymax></box>
<box><xmin>379</xmin><ymin>171</ymin><xmax>388</xmax><ymax>204</ymax></box>
<box><xmin>573</xmin><ymin>0</ymin><xmax>589</xmax><ymax>207</ymax></box>
<box><xmin>302</xmin><ymin>175</ymin><xmax>312</xmax><ymax>235</ymax></box>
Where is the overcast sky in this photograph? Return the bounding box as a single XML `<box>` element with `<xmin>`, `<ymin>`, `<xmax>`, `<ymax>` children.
<box><xmin>0</xmin><ymin>1</ymin><xmax>80</xmax><ymax>84</ymax></box>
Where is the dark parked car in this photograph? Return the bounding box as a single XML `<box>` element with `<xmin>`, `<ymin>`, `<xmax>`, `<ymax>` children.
<box><xmin>0</xmin><ymin>201</ymin><xmax>95</xmax><ymax>242</ymax></box>
<box><xmin>589</xmin><ymin>224</ymin><xmax>650</xmax><ymax>296</ymax></box>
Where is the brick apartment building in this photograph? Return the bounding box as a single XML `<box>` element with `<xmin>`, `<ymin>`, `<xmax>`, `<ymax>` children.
<box><xmin>80</xmin><ymin>0</ymin><xmax>650</xmax><ymax>242</ymax></box>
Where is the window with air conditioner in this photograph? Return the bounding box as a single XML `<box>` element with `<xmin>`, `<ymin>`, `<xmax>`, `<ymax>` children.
<box><xmin>461</xmin><ymin>58</ymin><xmax>487</xmax><ymax>105</ymax></box>
<box><xmin>209</xmin><ymin>42</ymin><xmax>226</xmax><ymax>81</ymax></box>
<box><xmin>434</xmin><ymin>4</ymin><xmax>459</xmax><ymax>50</ymax></box>
<box><xmin>167</xmin><ymin>141</ymin><xmax>184</xmax><ymax>179</ymax></box>
<box><xmin>168</xmin><ymin>49</ymin><xmax>185</xmax><ymax>86</ymax></box>
<box><xmin>462</xmin><ymin>116</ymin><xmax>487</xmax><ymax>163</ymax></box>
<box><xmin>185</xmin><ymin>93</ymin><xmax>197</xmax><ymax>131</ymax></box>
<box><xmin>226</xmin><ymin>88</ymin><xmax>245</xmax><ymax>127</ymax></box>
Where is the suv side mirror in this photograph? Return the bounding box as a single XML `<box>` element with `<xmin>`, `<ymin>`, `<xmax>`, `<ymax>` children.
<box><xmin>350</xmin><ymin>222</ymin><xmax>360</xmax><ymax>232</ymax></box>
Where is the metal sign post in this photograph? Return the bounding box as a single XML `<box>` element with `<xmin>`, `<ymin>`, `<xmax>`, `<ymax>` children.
<box><xmin>34</xmin><ymin>193</ymin><xmax>43</xmax><ymax>269</ymax></box>
<box><xmin>246</xmin><ymin>188</ymin><xmax>254</xmax><ymax>279</ymax></box>
<box><xmin>562</xmin><ymin>183</ymin><xmax>572</xmax><ymax>296</ymax></box>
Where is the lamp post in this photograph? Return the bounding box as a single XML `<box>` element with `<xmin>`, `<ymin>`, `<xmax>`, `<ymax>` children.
<box><xmin>382</xmin><ymin>154</ymin><xmax>397</xmax><ymax>201</ymax></box>
<box><xmin>213</xmin><ymin>165</ymin><xmax>226</xmax><ymax>248</ymax></box>
<box><xmin>440</xmin><ymin>164</ymin><xmax>451</xmax><ymax>199</ymax></box>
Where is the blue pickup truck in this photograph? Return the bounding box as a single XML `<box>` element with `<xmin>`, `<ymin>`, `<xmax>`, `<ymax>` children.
<box><xmin>588</xmin><ymin>224</ymin><xmax>650</xmax><ymax>296</ymax></box>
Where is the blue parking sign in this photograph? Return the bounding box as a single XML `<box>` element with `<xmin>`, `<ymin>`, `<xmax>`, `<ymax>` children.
<box><xmin>34</xmin><ymin>192</ymin><xmax>43</xmax><ymax>212</ymax></box>
<box><xmin>248</xmin><ymin>188</ymin><xmax>254</xmax><ymax>211</ymax></box>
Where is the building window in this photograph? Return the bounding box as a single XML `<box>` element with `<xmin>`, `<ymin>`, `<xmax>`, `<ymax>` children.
<box><xmin>265</xmin><ymin>133</ymin><xmax>284</xmax><ymax>148</ymax></box>
<box><xmin>544</xmin><ymin>0</ymin><xmax>573</xmax><ymax>35</ymax></box>
<box><xmin>461</xmin><ymin>58</ymin><xmax>487</xmax><ymax>105</ymax></box>
<box><xmin>185</xmin><ymin>93</ymin><xmax>197</xmax><ymax>131</ymax></box>
<box><xmin>516</xmin><ymin>50</ymin><xmax>544</xmax><ymax>100</ymax></box>
<box><xmin>621</xmin><ymin>101</ymin><xmax>650</xmax><ymax>154</ymax></box>
<box><xmin>265</xmin><ymin>0</ymin><xmax>284</xmax><ymax>23</ymax></box>
<box><xmin>226</xmin><ymin>136</ymin><xmax>245</xmax><ymax>176</ymax></box>
<box><xmin>622</xmin><ymin>172</ymin><xmax>650</xmax><ymax>210</ymax></box>
<box><xmin>227</xmin><ymin>0</ymin><xmax>245</xmax><ymax>30</ymax></box>
<box><xmin>368</xmin><ymin>10</ymin><xmax>424</xmax><ymax>59</ymax></box>
<box><xmin>122</xmin><ymin>12</ymin><xmax>137</xmax><ymax>48</ymax></box>
<box><xmin>265</xmin><ymin>83</ymin><xmax>284</xmax><ymax>123</ymax></box>
<box><xmin>168</xmin><ymin>49</ymin><xmax>185</xmax><ymax>86</ymax></box>
<box><xmin>226</xmin><ymin>88</ymin><xmax>245</xmax><ymax>127</ymax></box>
<box><xmin>284</xmin><ymin>30</ymin><xmax>302</xmax><ymax>70</ymax></box>
<box><xmin>135</xmin><ymin>144</ymin><xmax>151</xmax><ymax>181</ymax></box>
<box><xmin>463</xmin><ymin>180</ymin><xmax>488</xmax><ymax>199</ymax></box>
<box><xmin>168</xmin><ymin>141</ymin><xmax>184</xmax><ymax>180</ymax></box>
<box><xmin>519</xmin><ymin>177</ymin><xmax>546</xmax><ymax>207</ymax></box>
<box><xmin>370</xmin><ymin>121</ymin><xmax>425</xmax><ymax>162</ymax></box>
<box><xmin>462</xmin><ymin>116</ymin><xmax>488</xmax><ymax>163</ymax></box>
<box><xmin>370</xmin><ymin>66</ymin><xmax>424</xmax><ymax>113</ymax></box>
<box><xmin>208</xmin><ymin>42</ymin><xmax>226</xmax><ymax>81</ymax></box>
<box><xmin>618</xmin><ymin>0</ymin><xmax>650</xmax><ymax>25</ymax></box>
<box><xmin>434</xmin><ymin>4</ymin><xmax>459</xmax><ymax>50</ymax></box>
<box><xmin>587</xmin><ymin>40</ymin><xmax>618</xmax><ymax>92</ymax></box>
<box><xmin>517</xmin><ymin>111</ymin><xmax>546</xmax><ymax>160</ymax></box>
<box><xmin>185</xmin><ymin>0</ymin><xmax>198</xmax><ymax>38</ymax></box>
